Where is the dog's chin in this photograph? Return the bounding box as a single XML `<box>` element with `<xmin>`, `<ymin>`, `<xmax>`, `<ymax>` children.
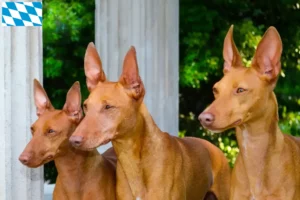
<box><xmin>76</xmin><ymin>145</ymin><xmax>97</xmax><ymax>151</ymax></box>
<box><xmin>208</xmin><ymin>129</ymin><xmax>225</xmax><ymax>133</ymax></box>
<box><xmin>98</xmin><ymin>138</ymin><xmax>112</xmax><ymax>145</ymax></box>
<box><xmin>78</xmin><ymin>135</ymin><xmax>115</xmax><ymax>151</ymax></box>
<box><xmin>21</xmin><ymin>154</ymin><xmax>55</xmax><ymax>168</ymax></box>
<box><xmin>23</xmin><ymin>161</ymin><xmax>44</xmax><ymax>168</ymax></box>
<box><xmin>43</xmin><ymin>154</ymin><xmax>55</xmax><ymax>163</ymax></box>
<box><xmin>74</xmin><ymin>141</ymin><xmax>98</xmax><ymax>151</ymax></box>
<box><xmin>202</xmin><ymin>119</ymin><xmax>242</xmax><ymax>133</ymax></box>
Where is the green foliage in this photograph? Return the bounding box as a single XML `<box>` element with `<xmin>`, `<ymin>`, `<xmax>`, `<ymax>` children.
<box><xmin>43</xmin><ymin>0</ymin><xmax>300</xmax><ymax>182</ymax></box>
<box><xmin>179</xmin><ymin>0</ymin><xmax>300</xmax><ymax>164</ymax></box>
<box><xmin>43</xmin><ymin>0</ymin><xmax>95</xmax><ymax>183</ymax></box>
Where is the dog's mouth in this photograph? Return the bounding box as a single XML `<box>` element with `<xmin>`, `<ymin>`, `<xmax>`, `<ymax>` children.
<box><xmin>99</xmin><ymin>138</ymin><xmax>112</xmax><ymax>145</ymax></box>
<box><xmin>20</xmin><ymin>153</ymin><xmax>55</xmax><ymax>168</ymax></box>
<box><xmin>36</xmin><ymin>154</ymin><xmax>55</xmax><ymax>166</ymax></box>
<box><xmin>24</xmin><ymin>163</ymin><xmax>42</xmax><ymax>168</ymax></box>
<box><xmin>230</xmin><ymin>119</ymin><xmax>242</xmax><ymax>127</ymax></box>
<box><xmin>95</xmin><ymin>130</ymin><xmax>118</xmax><ymax>146</ymax></box>
<box><xmin>204</xmin><ymin>119</ymin><xmax>242</xmax><ymax>133</ymax></box>
<box><xmin>25</xmin><ymin>157</ymin><xmax>53</xmax><ymax>168</ymax></box>
<box><xmin>77</xmin><ymin>141</ymin><xmax>111</xmax><ymax>151</ymax></box>
<box><xmin>75</xmin><ymin>146</ymin><xmax>97</xmax><ymax>151</ymax></box>
<box><xmin>43</xmin><ymin>154</ymin><xmax>54</xmax><ymax>162</ymax></box>
<box><xmin>75</xmin><ymin>135</ymin><xmax>114</xmax><ymax>151</ymax></box>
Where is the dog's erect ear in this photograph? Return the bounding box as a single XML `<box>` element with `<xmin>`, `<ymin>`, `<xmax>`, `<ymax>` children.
<box><xmin>223</xmin><ymin>25</ymin><xmax>243</xmax><ymax>73</ymax></box>
<box><xmin>252</xmin><ymin>27</ymin><xmax>282</xmax><ymax>87</ymax></box>
<box><xmin>63</xmin><ymin>81</ymin><xmax>83</xmax><ymax>123</ymax></box>
<box><xmin>119</xmin><ymin>46</ymin><xmax>145</xmax><ymax>101</ymax></box>
<box><xmin>84</xmin><ymin>42</ymin><xmax>106</xmax><ymax>91</ymax></box>
<box><xmin>33</xmin><ymin>79</ymin><xmax>54</xmax><ymax>117</ymax></box>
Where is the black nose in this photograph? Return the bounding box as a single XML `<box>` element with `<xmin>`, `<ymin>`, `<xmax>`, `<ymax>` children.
<box><xmin>69</xmin><ymin>135</ymin><xmax>83</xmax><ymax>147</ymax></box>
<box><xmin>198</xmin><ymin>112</ymin><xmax>215</xmax><ymax>126</ymax></box>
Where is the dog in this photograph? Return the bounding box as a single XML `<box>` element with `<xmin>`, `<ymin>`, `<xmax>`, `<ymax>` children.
<box><xmin>19</xmin><ymin>80</ymin><xmax>117</xmax><ymax>200</ymax></box>
<box><xmin>199</xmin><ymin>25</ymin><xmax>300</xmax><ymax>200</ymax></box>
<box><xmin>69</xmin><ymin>43</ymin><xmax>231</xmax><ymax>200</ymax></box>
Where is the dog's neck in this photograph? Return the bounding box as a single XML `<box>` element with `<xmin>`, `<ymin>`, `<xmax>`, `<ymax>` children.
<box><xmin>54</xmin><ymin>142</ymin><xmax>101</xmax><ymax>191</ymax></box>
<box><xmin>235</xmin><ymin>92</ymin><xmax>284</xmax><ymax>197</ymax></box>
<box><xmin>112</xmin><ymin>103</ymin><xmax>161</xmax><ymax>198</ymax></box>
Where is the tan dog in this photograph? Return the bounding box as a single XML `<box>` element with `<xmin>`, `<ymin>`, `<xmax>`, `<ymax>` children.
<box><xmin>19</xmin><ymin>80</ymin><xmax>116</xmax><ymax>200</ymax></box>
<box><xmin>69</xmin><ymin>43</ymin><xmax>231</xmax><ymax>200</ymax></box>
<box><xmin>199</xmin><ymin>26</ymin><xmax>300</xmax><ymax>200</ymax></box>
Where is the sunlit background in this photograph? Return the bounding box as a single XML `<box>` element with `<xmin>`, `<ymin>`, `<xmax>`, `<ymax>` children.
<box><xmin>43</xmin><ymin>0</ymin><xmax>300</xmax><ymax>183</ymax></box>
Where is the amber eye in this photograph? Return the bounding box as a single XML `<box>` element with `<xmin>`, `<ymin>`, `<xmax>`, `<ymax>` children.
<box><xmin>213</xmin><ymin>87</ymin><xmax>218</xmax><ymax>94</ymax></box>
<box><xmin>48</xmin><ymin>129</ymin><xmax>55</xmax><ymax>134</ymax></box>
<box><xmin>30</xmin><ymin>127</ymin><xmax>35</xmax><ymax>135</ymax></box>
<box><xmin>83</xmin><ymin>103</ymin><xmax>88</xmax><ymax>111</ymax></box>
<box><xmin>236</xmin><ymin>88</ymin><xmax>247</xmax><ymax>93</ymax></box>
<box><xmin>105</xmin><ymin>105</ymin><xmax>112</xmax><ymax>109</ymax></box>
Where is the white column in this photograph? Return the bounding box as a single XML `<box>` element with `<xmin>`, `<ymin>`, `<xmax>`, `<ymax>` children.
<box><xmin>0</xmin><ymin>11</ymin><xmax>44</xmax><ymax>200</ymax></box>
<box><xmin>95</xmin><ymin>0</ymin><xmax>179</xmax><ymax>151</ymax></box>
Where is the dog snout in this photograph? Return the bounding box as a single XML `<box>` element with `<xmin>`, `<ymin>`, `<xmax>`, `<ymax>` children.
<box><xmin>19</xmin><ymin>153</ymin><xmax>32</xmax><ymax>165</ymax></box>
<box><xmin>69</xmin><ymin>135</ymin><xmax>84</xmax><ymax>147</ymax></box>
<box><xmin>198</xmin><ymin>112</ymin><xmax>215</xmax><ymax>126</ymax></box>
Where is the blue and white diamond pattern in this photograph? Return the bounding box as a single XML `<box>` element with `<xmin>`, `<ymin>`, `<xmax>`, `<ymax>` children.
<box><xmin>2</xmin><ymin>2</ymin><xmax>42</xmax><ymax>26</ymax></box>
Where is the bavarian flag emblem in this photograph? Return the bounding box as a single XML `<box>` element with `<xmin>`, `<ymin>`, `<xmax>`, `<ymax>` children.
<box><xmin>2</xmin><ymin>2</ymin><xmax>42</xmax><ymax>26</ymax></box>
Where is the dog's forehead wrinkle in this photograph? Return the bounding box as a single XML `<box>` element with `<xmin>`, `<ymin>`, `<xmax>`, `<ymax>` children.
<box><xmin>93</xmin><ymin>83</ymin><xmax>122</xmax><ymax>97</ymax></box>
<box><xmin>232</xmin><ymin>82</ymin><xmax>239</xmax><ymax>88</ymax></box>
<box><xmin>36</xmin><ymin>111</ymin><xmax>60</xmax><ymax>128</ymax></box>
<box><xmin>223</xmin><ymin>69</ymin><xmax>261</xmax><ymax>90</ymax></box>
<box><xmin>41</xmin><ymin>112</ymin><xmax>70</xmax><ymax>132</ymax></box>
<box><xmin>87</xmin><ymin>89</ymin><xmax>130</xmax><ymax>111</ymax></box>
<box><xmin>218</xmin><ymin>78</ymin><xmax>237</xmax><ymax>92</ymax></box>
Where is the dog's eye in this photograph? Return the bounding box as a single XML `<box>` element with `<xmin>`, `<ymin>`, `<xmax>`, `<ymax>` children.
<box><xmin>213</xmin><ymin>87</ymin><xmax>218</xmax><ymax>94</ymax></box>
<box><xmin>30</xmin><ymin>126</ymin><xmax>35</xmax><ymax>135</ymax></box>
<box><xmin>105</xmin><ymin>105</ymin><xmax>112</xmax><ymax>109</ymax></box>
<box><xmin>236</xmin><ymin>88</ymin><xmax>247</xmax><ymax>93</ymax></box>
<box><xmin>48</xmin><ymin>129</ymin><xmax>55</xmax><ymax>134</ymax></box>
<box><xmin>83</xmin><ymin>103</ymin><xmax>87</xmax><ymax>111</ymax></box>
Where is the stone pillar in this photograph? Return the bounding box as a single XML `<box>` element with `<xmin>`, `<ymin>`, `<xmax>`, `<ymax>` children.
<box><xmin>0</xmin><ymin>14</ymin><xmax>43</xmax><ymax>200</ymax></box>
<box><xmin>95</xmin><ymin>0</ymin><xmax>179</xmax><ymax>153</ymax></box>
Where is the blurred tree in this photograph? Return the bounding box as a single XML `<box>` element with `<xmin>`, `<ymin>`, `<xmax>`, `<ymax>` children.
<box><xmin>43</xmin><ymin>0</ymin><xmax>95</xmax><ymax>183</ymax></box>
<box><xmin>42</xmin><ymin>0</ymin><xmax>300</xmax><ymax>182</ymax></box>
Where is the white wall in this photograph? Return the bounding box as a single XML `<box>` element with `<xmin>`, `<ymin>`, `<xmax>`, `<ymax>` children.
<box><xmin>0</xmin><ymin>18</ymin><xmax>44</xmax><ymax>200</ymax></box>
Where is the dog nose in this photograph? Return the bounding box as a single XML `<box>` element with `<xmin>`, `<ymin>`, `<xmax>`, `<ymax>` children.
<box><xmin>198</xmin><ymin>112</ymin><xmax>215</xmax><ymax>126</ymax></box>
<box><xmin>19</xmin><ymin>154</ymin><xmax>31</xmax><ymax>165</ymax></box>
<box><xmin>69</xmin><ymin>135</ymin><xmax>83</xmax><ymax>147</ymax></box>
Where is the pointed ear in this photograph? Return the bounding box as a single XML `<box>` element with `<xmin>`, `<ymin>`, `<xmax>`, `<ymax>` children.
<box><xmin>223</xmin><ymin>25</ymin><xmax>243</xmax><ymax>73</ymax></box>
<box><xmin>33</xmin><ymin>79</ymin><xmax>54</xmax><ymax>116</ymax></box>
<box><xmin>63</xmin><ymin>82</ymin><xmax>83</xmax><ymax>123</ymax></box>
<box><xmin>84</xmin><ymin>42</ymin><xmax>106</xmax><ymax>91</ymax></box>
<box><xmin>252</xmin><ymin>27</ymin><xmax>282</xmax><ymax>86</ymax></box>
<box><xmin>63</xmin><ymin>81</ymin><xmax>82</xmax><ymax>123</ymax></box>
<box><xmin>119</xmin><ymin>46</ymin><xmax>145</xmax><ymax>101</ymax></box>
